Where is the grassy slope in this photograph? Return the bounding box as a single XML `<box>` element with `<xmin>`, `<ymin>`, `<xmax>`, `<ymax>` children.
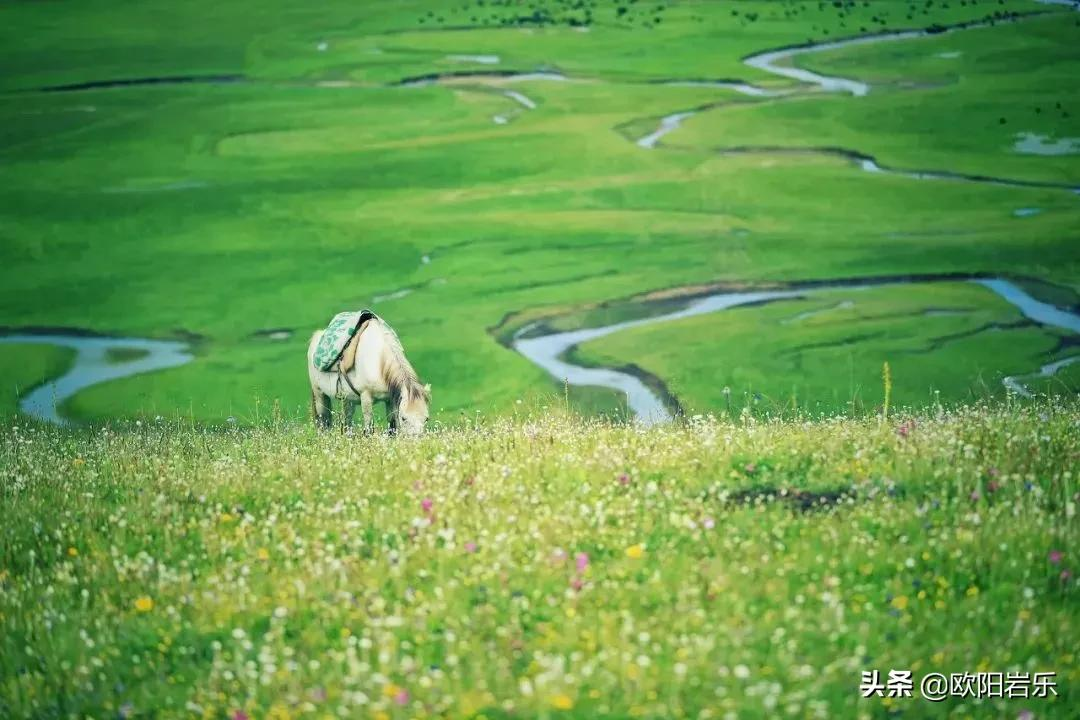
<box><xmin>0</xmin><ymin>345</ymin><xmax>74</xmax><ymax>418</ymax></box>
<box><xmin>672</xmin><ymin>15</ymin><xmax>1080</xmax><ymax>183</ymax></box>
<box><xmin>574</xmin><ymin>282</ymin><xmax>1076</xmax><ymax>414</ymax></box>
<box><xmin>1</xmin><ymin>404</ymin><xmax>1077</xmax><ymax>717</ymax></box>
<box><xmin>1</xmin><ymin>0</ymin><xmax>1078</xmax><ymax>423</ymax></box>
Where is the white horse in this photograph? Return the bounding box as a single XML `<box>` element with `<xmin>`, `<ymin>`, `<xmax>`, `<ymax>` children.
<box><xmin>307</xmin><ymin>315</ymin><xmax>430</xmax><ymax>434</ymax></box>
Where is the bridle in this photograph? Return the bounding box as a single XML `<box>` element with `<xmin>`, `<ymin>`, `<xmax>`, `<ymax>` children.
<box><xmin>338</xmin><ymin>366</ymin><xmax>364</xmax><ymax>399</ymax></box>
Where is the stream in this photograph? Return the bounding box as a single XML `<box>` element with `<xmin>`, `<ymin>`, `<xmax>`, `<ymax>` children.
<box><xmin>636</xmin><ymin>8</ymin><xmax>1080</xmax><ymax>194</ymax></box>
<box><xmin>0</xmin><ymin>334</ymin><xmax>192</xmax><ymax>425</ymax></box>
<box><xmin>512</xmin><ymin>277</ymin><xmax>1080</xmax><ymax>423</ymax></box>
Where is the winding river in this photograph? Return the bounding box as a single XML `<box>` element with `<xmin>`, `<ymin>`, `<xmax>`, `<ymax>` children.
<box><xmin>743</xmin><ymin>4</ymin><xmax>1077</xmax><ymax>95</ymax></box>
<box><xmin>0</xmin><ymin>334</ymin><xmax>192</xmax><ymax>425</ymax></box>
<box><xmin>1005</xmin><ymin>356</ymin><xmax>1080</xmax><ymax>398</ymax></box>
<box><xmin>636</xmin><ymin>111</ymin><xmax>697</xmax><ymax>149</ymax></box>
<box><xmin>513</xmin><ymin>277</ymin><xmax>1080</xmax><ymax>423</ymax></box>
<box><xmin>636</xmin><ymin>8</ymin><xmax>1080</xmax><ymax>194</ymax></box>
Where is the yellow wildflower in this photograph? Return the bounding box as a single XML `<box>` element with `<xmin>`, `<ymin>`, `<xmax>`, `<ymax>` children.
<box><xmin>965</xmin><ymin>586</ymin><xmax>979</xmax><ymax>597</ymax></box>
<box><xmin>891</xmin><ymin>595</ymin><xmax>908</xmax><ymax>611</ymax></box>
<box><xmin>67</xmin><ymin>547</ymin><xmax>78</xmax><ymax>557</ymax></box>
<box><xmin>550</xmin><ymin>694</ymin><xmax>574</xmax><ymax>710</ymax></box>
<box><xmin>134</xmin><ymin>596</ymin><xmax>154</xmax><ymax>612</ymax></box>
<box><xmin>267</xmin><ymin>704</ymin><xmax>291</xmax><ymax>720</ymax></box>
<box><xmin>625</xmin><ymin>544</ymin><xmax>645</xmax><ymax>559</ymax></box>
<box><xmin>257</xmin><ymin>548</ymin><xmax>270</xmax><ymax>561</ymax></box>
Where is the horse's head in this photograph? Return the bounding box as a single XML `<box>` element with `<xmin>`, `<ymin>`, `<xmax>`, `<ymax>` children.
<box><xmin>396</xmin><ymin>382</ymin><xmax>431</xmax><ymax>436</ymax></box>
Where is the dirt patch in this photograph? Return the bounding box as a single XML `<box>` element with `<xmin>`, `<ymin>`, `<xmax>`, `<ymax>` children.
<box><xmin>724</xmin><ymin>485</ymin><xmax>857</xmax><ymax>512</ymax></box>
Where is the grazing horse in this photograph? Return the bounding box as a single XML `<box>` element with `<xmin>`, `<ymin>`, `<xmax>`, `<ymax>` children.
<box><xmin>307</xmin><ymin>315</ymin><xmax>430</xmax><ymax>434</ymax></box>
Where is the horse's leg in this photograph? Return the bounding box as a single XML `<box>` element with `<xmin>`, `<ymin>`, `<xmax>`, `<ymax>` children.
<box><xmin>342</xmin><ymin>399</ymin><xmax>356</xmax><ymax>434</ymax></box>
<box><xmin>312</xmin><ymin>389</ymin><xmax>333</xmax><ymax>430</ymax></box>
<box><xmin>386</xmin><ymin>398</ymin><xmax>398</xmax><ymax>435</ymax></box>
<box><xmin>360</xmin><ymin>391</ymin><xmax>374</xmax><ymax>435</ymax></box>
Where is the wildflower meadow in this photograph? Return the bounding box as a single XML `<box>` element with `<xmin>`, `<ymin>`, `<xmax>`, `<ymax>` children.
<box><xmin>2</xmin><ymin>402</ymin><xmax>1077</xmax><ymax>718</ymax></box>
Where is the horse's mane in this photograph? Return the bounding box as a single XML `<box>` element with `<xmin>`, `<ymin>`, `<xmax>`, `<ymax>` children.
<box><xmin>377</xmin><ymin>318</ymin><xmax>430</xmax><ymax>404</ymax></box>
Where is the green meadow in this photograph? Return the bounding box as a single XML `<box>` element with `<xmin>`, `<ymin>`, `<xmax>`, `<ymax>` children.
<box><xmin>3</xmin><ymin>3</ymin><xmax>1080</xmax><ymax>717</ymax></box>
<box><xmin>0</xmin><ymin>345</ymin><xmax>73</xmax><ymax>419</ymax></box>
<box><xmin>672</xmin><ymin>13</ymin><xmax>1080</xmax><ymax>183</ymax></box>
<box><xmin>1</xmin><ymin>0</ymin><xmax>1078</xmax><ymax>423</ymax></box>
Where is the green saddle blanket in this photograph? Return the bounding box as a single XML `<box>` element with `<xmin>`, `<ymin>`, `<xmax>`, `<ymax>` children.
<box><xmin>313</xmin><ymin>310</ymin><xmax>376</xmax><ymax>371</ymax></box>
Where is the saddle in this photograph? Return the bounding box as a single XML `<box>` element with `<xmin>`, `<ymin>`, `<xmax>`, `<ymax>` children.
<box><xmin>313</xmin><ymin>309</ymin><xmax>378</xmax><ymax>373</ymax></box>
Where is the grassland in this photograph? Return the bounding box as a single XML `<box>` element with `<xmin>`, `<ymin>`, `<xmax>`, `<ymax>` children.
<box><xmin>3</xmin><ymin>5</ymin><xmax>1079</xmax><ymax>718</ymax></box>
<box><xmin>669</xmin><ymin>13</ymin><xmax>1080</xmax><ymax>182</ymax></box>
<box><xmin>2</xmin><ymin>402</ymin><xmax>1077</xmax><ymax>717</ymax></box>
<box><xmin>1</xmin><ymin>0</ymin><xmax>1078</xmax><ymax>424</ymax></box>
<box><xmin>0</xmin><ymin>345</ymin><xmax>74</xmax><ymax>419</ymax></box>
